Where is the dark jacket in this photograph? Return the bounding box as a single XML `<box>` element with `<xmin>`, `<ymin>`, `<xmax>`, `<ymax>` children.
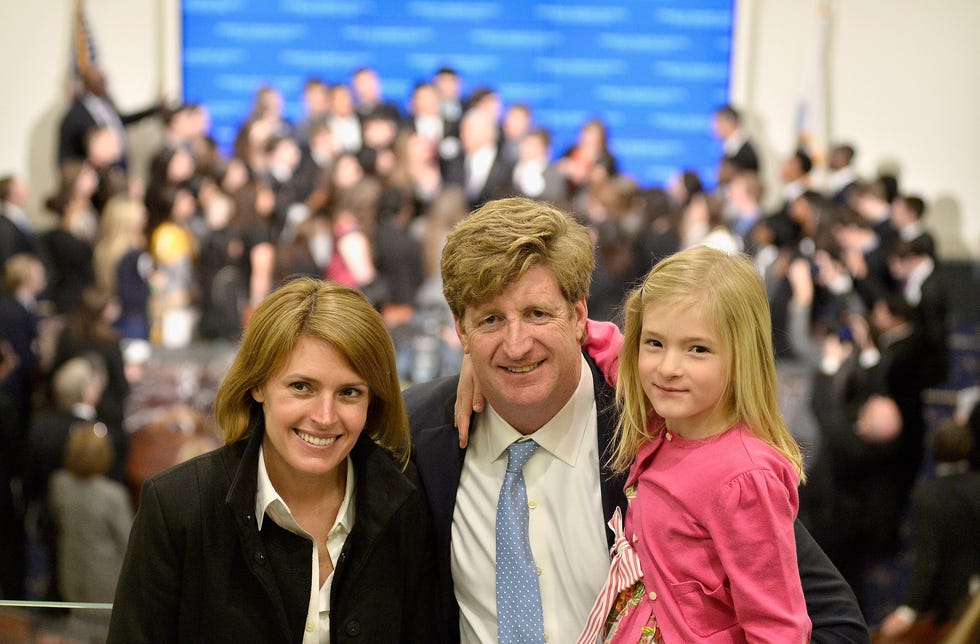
<box><xmin>108</xmin><ymin>419</ymin><xmax>434</xmax><ymax>643</ymax></box>
<box><xmin>404</xmin><ymin>352</ymin><xmax>870</xmax><ymax>644</ymax></box>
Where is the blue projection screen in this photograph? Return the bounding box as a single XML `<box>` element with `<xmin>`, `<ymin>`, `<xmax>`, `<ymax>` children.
<box><xmin>182</xmin><ymin>0</ymin><xmax>734</xmax><ymax>188</ymax></box>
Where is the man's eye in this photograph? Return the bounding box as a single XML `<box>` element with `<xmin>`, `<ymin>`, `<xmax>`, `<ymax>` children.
<box><xmin>529</xmin><ymin>309</ymin><xmax>549</xmax><ymax>320</ymax></box>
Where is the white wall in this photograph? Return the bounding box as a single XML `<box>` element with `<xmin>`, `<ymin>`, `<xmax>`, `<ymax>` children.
<box><xmin>2</xmin><ymin>0</ymin><xmax>977</xmax><ymax>259</ymax></box>
<box><xmin>733</xmin><ymin>0</ymin><xmax>980</xmax><ymax>261</ymax></box>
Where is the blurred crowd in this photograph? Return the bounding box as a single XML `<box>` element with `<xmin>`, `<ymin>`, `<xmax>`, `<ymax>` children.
<box><xmin>0</xmin><ymin>59</ymin><xmax>977</xmax><ymax>638</ymax></box>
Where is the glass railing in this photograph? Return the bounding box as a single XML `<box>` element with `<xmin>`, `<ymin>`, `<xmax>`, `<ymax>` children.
<box><xmin>0</xmin><ymin>600</ymin><xmax>113</xmax><ymax>643</ymax></box>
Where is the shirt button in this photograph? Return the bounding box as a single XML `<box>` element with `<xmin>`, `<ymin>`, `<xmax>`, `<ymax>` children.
<box><xmin>305</xmin><ymin>622</ymin><xmax>314</xmax><ymax>632</ymax></box>
<box><xmin>665</xmin><ymin>432</ymin><xmax>673</xmax><ymax>441</ymax></box>
<box><xmin>528</xmin><ymin>500</ymin><xmax>537</xmax><ymax>510</ymax></box>
<box><xmin>344</xmin><ymin>620</ymin><xmax>361</xmax><ymax>636</ymax></box>
<box><xmin>254</xmin><ymin>552</ymin><xmax>266</xmax><ymax>564</ymax></box>
<box><xmin>632</xmin><ymin>534</ymin><xmax>638</xmax><ymax>543</ymax></box>
<box><xmin>536</xmin><ymin>566</ymin><xmax>542</xmax><ymax>576</ymax></box>
<box><xmin>649</xmin><ymin>591</ymin><xmax>658</xmax><ymax>601</ymax></box>
<box><xmin>544</xmin><ymin>634</ymin><xmax>550</xmax><ymax>642</ymax></box>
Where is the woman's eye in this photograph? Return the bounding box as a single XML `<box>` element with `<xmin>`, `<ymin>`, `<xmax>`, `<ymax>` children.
<box><xmin>340</xmin><ymin>387</ymin><xmax>365</xmax><ymax>399</ymax></box>
<box><xmin>290</xmin><ymin>382</ymin><xmax>311</xmax><ymax>393</ymax></box>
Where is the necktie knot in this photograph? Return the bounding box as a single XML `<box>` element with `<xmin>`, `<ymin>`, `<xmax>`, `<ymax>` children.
<box><xmin>506</xmin><ymin>440</ymin><xmax>539</xmax><ymax>472</ymax></box>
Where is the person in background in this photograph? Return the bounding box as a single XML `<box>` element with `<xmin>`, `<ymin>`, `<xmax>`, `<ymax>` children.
<box><xmin>712</xmin><ymin>104</ymin><xmax>760</xmax><ymax>188</ymax></box>
<box><xmin>109</xmin><ymin>277</ymin><xmax>434</xmax><ymax>642</ymax></box>
<box><xmin>878</xmin><ymin>422</ymin><xmax>980</xmax><ymax>638</ymax></box>
<box><xmin>49</xmin><ymin>421</ymin><xmax>134</xmax><ymax>642</ymax></box>
<box><xmin>0</xmin><ymin>175</ymin><xmax>38</xmax><ymax>267</ymax></box>
<box><xmin>0</xmin><ymin>253</ymin><xmax>47</xmax><ymax>430</ymax></box>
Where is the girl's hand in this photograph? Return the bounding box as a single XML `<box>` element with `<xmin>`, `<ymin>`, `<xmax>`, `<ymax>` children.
<box><xmin>453</xmin><ymin>354</ymin><xmax>484</xmax><ymax>448</ymax></box>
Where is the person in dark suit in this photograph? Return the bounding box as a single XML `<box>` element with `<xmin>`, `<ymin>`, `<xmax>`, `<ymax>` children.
<box><xmin>0</xmin><ymin>175</ymin><xmax>38</xmax><ymax>268</ymax></box>
<box><xmin>887</xmin><ymin>238</ymin><xmax>949</xmax><ymax>388</ymax></box>
<box><xmin>826</xmin><ymin>143</ymin><xmax>860</xmax><ymax>206</ymax></box>
<box><xmin>712</xmin><ymin>104</ymin><xmax>760</xmax><ymax>186</ymax></box>
<box><xmin>891</xmin><ymin>194</ymin><xmax>937</xmax><ymax>259</ymax></box>
<box><xmin>879</xmin><ymin>422</ymin><xmax>980</xmax><ymax>638</ymax></box>
<box><xmin>0</xmin><ymin>253</ymin><xmax>46</xmax><ymax>431</ymax></box>
<box><xmin>443</xmin><ymin>107</ymin><xmax>515</xmax><ymax>209</ymax></box>
<box><xmin>57</xmin><ymin>65</ymin><xmax>162</xmax><ymax>167</ymax></box>
<box><xmin>22</xmin><ymin>355</ymin><xmax>107</xmax><ymax>602</ymax></box>
<box><xmin>108</xmin><ymin>278</ymin><xmax>433</xmax><ymax>642</ymax></box>
<box><xmin>403</xmin><ymin>197</ymin><xmax>869</xmax><ymax>643</ymax></box>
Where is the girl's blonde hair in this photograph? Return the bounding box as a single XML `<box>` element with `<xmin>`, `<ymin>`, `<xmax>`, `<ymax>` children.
<box><xmin>611</xmin><ymin>245</ymin><xmax>805</xmax><ymax>480</ymax></box>
<box><xmin>93</xmin><ymin>194</ymin><xmax>147</xmax><ymax>295</ymax></box>
<box><xmin>213</xmin><ymin>277</ymin><xmax>411</xmax><ymax>465</ymax></box>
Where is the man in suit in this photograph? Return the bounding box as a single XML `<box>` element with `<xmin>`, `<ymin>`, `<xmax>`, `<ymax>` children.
<box><xmin>891</xmin><ymin>194</ymin><xmax>937</xmax><ymax>258</ymax></box>
<box><xmin>887</xmin><ymin>238</ymin><xmax>949</xmax><ymax>388</ymax></box>
<box><xmin>713</xmin><ymin>104</ymin><xmax>760</xmax><ymax>187</ymax></box>
<box><xmin>879</xmin><ymin>422</ymin><xmax>980</xmax><ymax>637</ymax></box>
<box><xmin>511</xmin><ymin>128</ymin><xmax>567</xmax><ymax>204</ymax></box>
<box><xmin>0</xmin><ymin>175</ymin><xmax>38</xmax><ymax>267</ymax></box>
<box><xmin>404</xmin><ymin>197</ymin><xmax>869</xmax><ymax>643</ymax></box>
<box><xmin>443</xmin><ymin>107</ymin><xmax>515</xmax><ymax>210</ymax></box>
<box><xmin>57</xmin><ymin>65</ymin><xmax>162</xmax><ymax>168</ymax></box>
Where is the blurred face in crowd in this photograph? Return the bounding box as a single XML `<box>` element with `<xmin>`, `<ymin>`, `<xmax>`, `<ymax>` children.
<box><xmin>330</xmin><ymin>86</ymin><xmax>355</xmax><ymax>117</ymax></box>
<box><xmin>411</xmin><ymin>84</ymin><xmax>440</xmax><ymax>117</ymax></box>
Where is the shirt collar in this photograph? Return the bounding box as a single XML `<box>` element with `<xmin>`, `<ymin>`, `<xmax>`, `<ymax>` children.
<box><xmin>481</xmin><ymin>355</ymin><xmax>595</xmax><ymax>467</ymax></box>
<box><xmin>254</xmin><ymin>444</ymin><xmax>356</xmax><ymax>535</ymax></box>
<box><xmin>723</xmin><ymin>128</ymin><xmax>747</xmax><ymax>155</ymax></box>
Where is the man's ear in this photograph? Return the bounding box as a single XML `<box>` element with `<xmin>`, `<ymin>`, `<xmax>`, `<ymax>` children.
<box><xmin>453</xmin><ymin>316</ymin><xmax>471</xmax><ymax>354</ymax></box>
<box><xmin>573</xmin><ymin>297</ymin><xmax>588</xmax><ymax>344</ymax></box>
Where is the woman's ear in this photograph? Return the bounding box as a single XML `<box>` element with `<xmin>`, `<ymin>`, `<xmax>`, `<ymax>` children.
<box><xmin>251</xmin><ymin>386</ymin><xmax>264</xmax><ymax>404</ymax></box>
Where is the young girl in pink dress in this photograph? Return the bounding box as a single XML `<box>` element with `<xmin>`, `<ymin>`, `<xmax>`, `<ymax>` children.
<box><xmin>580</xmin><ymin>245</ymin><xmax>811</xmax><ymax>643</ymax></box>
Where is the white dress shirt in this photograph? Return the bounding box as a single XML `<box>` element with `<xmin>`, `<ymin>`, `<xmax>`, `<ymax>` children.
<box><xmin>451</xmin><ymin>357</ymin><xmax>609</xmax><ymax>643</ymax></box>
<box><xmin>329</xmin><ymin>115</ymin><xmax>362</xmax><ymax>153</ymax></box>
<box><xmin>464</xmin><ymin>145</ymin><xmax>496</xmax><ymax>200</ymax></box>
<box><xmin>256</xmin><ymin>447</ymin><xmax>355</xmax><ymax>644</ymax></box>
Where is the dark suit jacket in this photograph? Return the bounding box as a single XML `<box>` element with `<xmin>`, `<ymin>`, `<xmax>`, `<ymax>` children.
<box><xmin>57</xmin><ymin>94</ymin><xmax>160</xmax><ymax>165</ymax></box>
<box><xmin>404</xmin><ymin>352</ymin><xmax>870</xmax><ymax>643</ymax></box>
<box><xmin>442</xmin><ymin>149</ymin><xmax>516</xmax><ymax>210</ymax></box>
<box><xmin>726</xmin><ymin>139</ymin><xmax>760</xmax><ymax>172</ymax></box>
<box><xmin>904</xmin><ymin>470</ymin><xmax>980</xmax><ymax>621</ymax></box>
<box><xmin>0</xmin><ymin>213</ymin><xmax>37</xmax><ymax>267</ymax></box>
<box><xmin>108</xmin><ymin>420</ymin><xmax>434</xmax><ymax>643</ymax></box>
<box><xmin>906</xmin><ymin>471</ymin><xmax>980</xmax><ymax>622</ymax></box>
<box><xmin>914</xmin><ymin>268</ymin><xmax>949</xmax><ymax>388</ymax></box>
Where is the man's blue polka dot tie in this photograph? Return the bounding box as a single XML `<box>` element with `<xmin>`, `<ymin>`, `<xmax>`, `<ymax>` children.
<box><xmin>496</xmin><ymin>439</ymin><xmax>544</xmax><ymax>643</ymax></box>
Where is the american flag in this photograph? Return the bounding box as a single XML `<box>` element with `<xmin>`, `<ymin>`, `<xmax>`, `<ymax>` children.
<box><xmin>71</xmin><ymin>0</ymin><xmax>100</xmax><ymax>81</ymax></box>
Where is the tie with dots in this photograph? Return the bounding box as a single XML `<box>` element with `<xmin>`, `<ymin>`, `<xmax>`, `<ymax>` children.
<box><xmin>496</xmin><ymin>439</ymin><xmax>544</xmax><ymax>643</ymax></box>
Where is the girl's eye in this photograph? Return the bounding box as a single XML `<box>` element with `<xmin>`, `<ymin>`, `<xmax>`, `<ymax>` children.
<box><xmin>644</xmin><ymin>339</ymin><xmax>663</xmax><ymax>348</ymax></box>
<box><xmin>691</xmin><ymin>345</ymin><xmax>710</xmax><ymax>354</ymax></box>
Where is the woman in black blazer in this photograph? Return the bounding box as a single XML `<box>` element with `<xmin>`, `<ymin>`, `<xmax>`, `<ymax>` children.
<box><xmin>109</xmin><ymin>277</ymin><xmax>434</xmax><ymax>642</ymax></box>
